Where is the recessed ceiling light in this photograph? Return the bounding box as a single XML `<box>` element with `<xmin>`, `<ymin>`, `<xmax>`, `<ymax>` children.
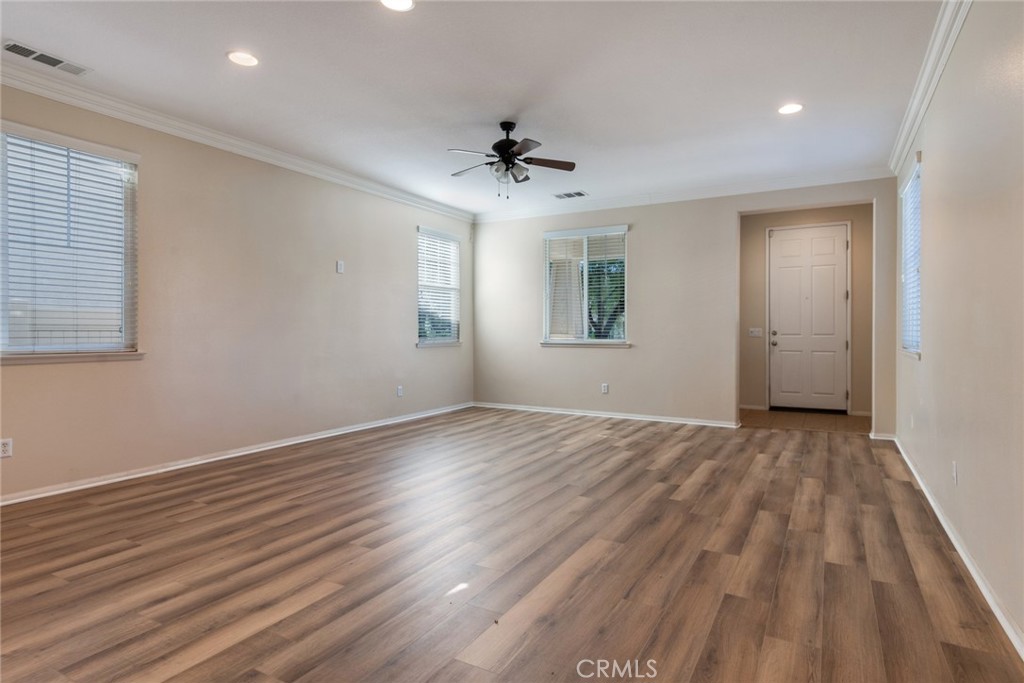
<box><xmin>381</xmin><ymin>0</ymin><xmax>415</xmax><ymax>11</ymax></box>
<box><xmin>778</xmin><ymin>103</ymin><xmax>803</xmax><ymax>115</ymax></box>
<box><xmin>227</xmin><ymin>51</ymin><xmax>259</xmax><ymax>67</ymax></box>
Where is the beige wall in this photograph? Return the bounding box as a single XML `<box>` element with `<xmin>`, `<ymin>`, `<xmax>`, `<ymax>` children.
<box><xmin>474</xmin><ymin>178</ymin><xmax>896</xmax><ymax>431</ymax></box>
<box><xmin>0</xmin><ymin>87</ymin><xmax>474</xmax><ymax>497</ymax></box>
<box><xmin>0</xmin><ymin>92</ymin><xmax>903</xmax><ymax>499</ymax></box>
<box><xmin>740</xmin><ymin>204</ymin><xmax>873</xmax><ymax>413</ymax></box>
<box><xmin>895</xmin><ymin>2</ymin><xmax>1024</xmax><ymax>645</ymax></box>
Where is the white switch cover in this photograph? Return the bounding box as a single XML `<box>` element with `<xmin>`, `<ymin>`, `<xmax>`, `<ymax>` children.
<box><xmin>336</xmin><ymin>260</ymin><xmax>345</xmax><ymax>274</ymax></box>
<box><xmin>748</xmin><ymin>328</ymin><xmax>763</xmax><ymax>337</ymax></box>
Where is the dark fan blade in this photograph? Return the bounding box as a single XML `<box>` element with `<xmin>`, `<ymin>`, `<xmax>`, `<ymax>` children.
<box><xmin>522</xmin><ymin>157</ymin><xmax>576</xmax><ymax>172</ymax></box>
<box><xmin>510</xmin><ymin>138</ymin><xmax>541</xmax><ymax>156</ymax></box>
<box><xmin>448</xmin><ymin>148</ymin><xmax>497</xmax><ymax>158</ymax></box>
<box><xmin>451</xmin><ymin>161</ymin><xmax>493</xmax><ymax>177</ymax></box>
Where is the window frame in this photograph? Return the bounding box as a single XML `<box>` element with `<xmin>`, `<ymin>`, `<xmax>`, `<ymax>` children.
<box><xmin>416</xmin><ymin>226</ymin><xmax>461</xmax><ymax>347</ymax></box>
<box><xmin>1</xmin><ymin>121</ymin><xmax>141</xmax><ymax>365</ymax></box>
<box><xmin>542</xmin><ymin>225</ymin><xmax>629</xmax><ymax>347</ymax></box>
<box><xmin>900</xmin><ymin>161</ymin><xmax>922</xmax><ymax>358</ymax></box>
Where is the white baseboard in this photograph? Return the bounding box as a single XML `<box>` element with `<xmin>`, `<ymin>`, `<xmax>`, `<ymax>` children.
<box><xmin>1</xmin><ymin>401</ymin><xmax>733</xmax><ymax>505</ymax></box>
<box><xmin>0</xmin><ymin>402</ymin><xmax>474</xmax><ymax>506</ymax></box>
<box><xmin>869</xmin><ymin>432</ymin><xmax>897</xmax><ymax>441</ymax></box>
<box><xmin>739</xmin><ymin>404</ymin><xmax>768</xmax><ymax>411</ymax></box>
<box><xmin>473</xmin><ymin>402</ymin><xmax>739</xmax><ymax>429</ymax></box>
<box><xmin>891</xmin><ymin>436</ymin><xmax>1024</xmax><ymax>662</ymax></box>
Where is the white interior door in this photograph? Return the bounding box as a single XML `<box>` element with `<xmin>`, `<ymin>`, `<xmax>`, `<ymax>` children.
<box><xmin>768</xmin><ymin>224</ymin><xmax>848</xmax><ymax>410</ymax></box>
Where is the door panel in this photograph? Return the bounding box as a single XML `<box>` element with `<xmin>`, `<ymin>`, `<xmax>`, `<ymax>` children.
<box><xmin>811</xmin><ymin>265</ymin><xmax>836</xmax><ymax>335</ymax></box>
<box><xmin>779</xmin><ymin>236</ymin><xmax>802</xmax><ymax>257</ymax></box>
<box><xmin>811</xmin><ymin>351</ymin><xmax>837</xmax><ymax>395</ymax></box>
<box><xmin>778</xmin><ymin>350</ymin><xmax>804</xmax><ymax>396</ymax></box>
<box><xmin>812</xmin><ymin>236</ymin><xmax>836</xmax><ymax>256</ymax></box>
<box><xmin>775</xmin><ymin>267</ymin><xmax>803</xmax><ymax>335</ymax></box>
<box><xmin>769</xmin><ymin>224</ymin><xmax>848</xmax><ymax>410</ymax></box>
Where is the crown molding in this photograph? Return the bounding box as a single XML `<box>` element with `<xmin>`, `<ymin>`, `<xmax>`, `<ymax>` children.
<box><xmin>0</xmin><ymin>64</ymin><xmax>474</xmax><ymax>223</ymax></box>
<box><xmin>2</xmin><ymin>47</ymin><xmax>926</xmax><ymax>228</ymax></box>
<box><xmin>474</xmin><ymin>165</ymin><xmax>894</xmax><ymax>224</ymax></box>
<box><xmin>888</xmin><ymin>0</ymin><xmax>972</xmax><ymax>174</ymax></box>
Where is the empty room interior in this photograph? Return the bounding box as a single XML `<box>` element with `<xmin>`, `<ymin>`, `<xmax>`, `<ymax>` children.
<box><xmin>1</xmin><ymin>1</ymin><xmax>1022</xmax><ymax>682</ymax></box>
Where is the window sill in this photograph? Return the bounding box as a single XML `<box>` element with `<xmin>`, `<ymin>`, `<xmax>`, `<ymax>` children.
<box><xmin>540</xmin><ymin>341</ymin><xmax>632</xmax><ymax>348</ymax></box>
<box><xmin>1</xmin><ymin>351</ymin><xmax>146</xmax><ymax>366</ymax></box>
<box><xmin>900</xmin><ymin>349</ymin><xmax>922</xmax><ymax>361</ymax></box>
<box><xmin>416</xmin><ymin>341</ymin><xmax>461</xmax><ymax>348</ymax></box>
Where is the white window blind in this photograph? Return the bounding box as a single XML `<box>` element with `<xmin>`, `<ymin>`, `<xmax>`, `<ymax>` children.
<box><xmin>544</xmin><ymin>226</ymin><xmax>627</xmax><ymax>342</ymax></box>
<box><xmin>417</xmin><ymin>228</ymin><xmax>460</xmax><ymax>344</ymax></box>
<box><xmin>1</xmin><ymin>130</ymin><xmax>138</xmax><ymax>354</ymax></box>
<box><xmin>901</xmin><ymin>165</ymin><xmax>922</xmax><ymax>354</ymax></box>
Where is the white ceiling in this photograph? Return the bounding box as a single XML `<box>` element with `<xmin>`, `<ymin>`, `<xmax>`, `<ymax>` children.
<box><xmin>0</xmin><ymin>1</ymin><xmax>940</xmax><ymax>221</ymax></box>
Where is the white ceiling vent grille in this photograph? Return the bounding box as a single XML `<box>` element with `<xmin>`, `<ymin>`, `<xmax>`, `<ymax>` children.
<box><xmin>3</xmin><ymin>41</ymin><xmax>91</xmax><ymax>76</ymax></box>
<box><xmin>553</xmin><ymin>191</ymin><xmax>589</xmax><ymax>200</ymax></box>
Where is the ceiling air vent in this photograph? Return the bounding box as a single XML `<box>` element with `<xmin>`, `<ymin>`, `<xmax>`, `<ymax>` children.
<box><xmin>56</xmin><ymin>62</ymin><xmax>89</xmax><ymax>76</ymax></box>
<box><xmin>553</xmin><ymin>191</ymin><xmax>589</xmax><ymax>200</ymax></box>
<box><xmin>3</xmin><ymin>42</ymin><xmax>35</xmax><ymax>58</ymax></box>
<box><xmin>3</xmin><ymin>41</ymin><xmax>91</xmax><ymax>76</ymax></box>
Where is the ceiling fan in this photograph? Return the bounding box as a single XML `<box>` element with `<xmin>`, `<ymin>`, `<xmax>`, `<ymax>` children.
<box><xmin>449</xmin><ymin>121</ymin><xmax>576</xmax><ymax>193</ymax></box>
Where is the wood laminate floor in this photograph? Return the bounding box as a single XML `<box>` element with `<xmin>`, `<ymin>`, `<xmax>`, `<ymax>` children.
<box><xmin>2</xmin><ymin>407</ymin><xmax>1021</xmax><ymax>682</ymax></box>
<box><xmin>740</xmin><ymin>409</ymin><xmax>872</xmax><ymax>434</ymax></box>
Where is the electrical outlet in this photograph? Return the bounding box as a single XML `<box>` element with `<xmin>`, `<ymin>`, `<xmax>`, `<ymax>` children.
<box><xmin>396</xmin><ymin>385</ymin><xmax>403</xmax><ymax>398</ymax></box>
<box><xmin>0</xmin><ymin>438</ymin><xmax>12</xmax><ymax>458</ymax></box>
<box><xmin>601</xmin><ymin>383</ymin><xmax>609</xmax><ymax>394</ymax></box>
<box><xmin>952</xmin><ymin>461</ymin><xmax>958</xmax><ymax>486</ymax></box>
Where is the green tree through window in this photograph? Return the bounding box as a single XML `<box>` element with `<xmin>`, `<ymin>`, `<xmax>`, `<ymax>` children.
<box><xmin>545</xmin><ymin>228</ymin><xmax>627</xmax><ymax>342</ymax></box>
<box><xmin>586</xmin><ymin>258</ymin><xmax>625</xmax><ymax>339</ymax></box>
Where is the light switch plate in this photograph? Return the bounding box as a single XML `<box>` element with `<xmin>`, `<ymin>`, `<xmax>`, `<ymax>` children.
<box><xmin>336</xmin><ymin>260</ymin><xmax>345</xmax><ymax>274</ymax></box>
<box><xmin>748</xmin><ymin>328</ymin><xmax>763</xmax><ymax>337</ymax></box>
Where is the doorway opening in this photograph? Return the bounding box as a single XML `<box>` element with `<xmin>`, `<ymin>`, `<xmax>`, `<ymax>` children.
<box><xmin>739</xmin><ymin>204</ymin><xmax>873</xmax><ymax>417</ymax></box>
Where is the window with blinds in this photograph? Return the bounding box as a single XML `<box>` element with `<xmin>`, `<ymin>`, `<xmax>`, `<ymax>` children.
<box><xmin>1</xmin><ymin>128</ymin><xmax>138</xmax><ymax>355</ymax></box>
<box><xmin>900</xmin><ymin>165</ymin><xmax>922</xmax><ymax>354</ymax></box>
<box><xmin>417</xmin><ymin>227</ymin><xmax>460</xmax><ymax>345</ymax></box>
<box><xmin>544</xmin><ymin>226</ymin><xmax>627</xmax><ymax>342</ymax></box>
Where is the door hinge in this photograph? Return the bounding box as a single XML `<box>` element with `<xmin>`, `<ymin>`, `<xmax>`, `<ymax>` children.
<box><xmin>846</xmin><ymin>340</ymin><xmax>849</xmax><ymax>350</ymax></box>
<box><xmin>768</xmin><ymin>229</ymin><xmax>774</xmax><ymax>238</ymax></box>
<box><xmin>846</xmin><ymin>390</ymin><xmax>849</xmax><ymax>400</ymax></box>
<box><xmin>847</xmin><ymin>240</ymin><xmax>850</xmax><ymax>250</ymax></box>
<box><xmin>845</xmin><ymin>290</ymin><xmax>849</xmax><ymax>301</ymax></box>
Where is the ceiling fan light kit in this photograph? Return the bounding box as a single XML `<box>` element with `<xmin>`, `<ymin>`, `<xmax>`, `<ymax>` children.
<box><xmin>490</xmin><ymin>162</ymin><xmax>510</xmax><ymax>184</ymax></box>
<box><xmin>510</xmin><ymin>163</ymin><xmax>530</xmax><ymax>183</ymax></box>
<box><xmin>449</xmin><ymin>121</ymin><xmax>576</xmax><ymax>198</ymax></box>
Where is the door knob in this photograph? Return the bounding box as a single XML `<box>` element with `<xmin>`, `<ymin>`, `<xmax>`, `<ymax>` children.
<box><xmin>771</xmin><ymin>330</ymin><xmax>777</xmax><ymax>336</ymax></box>
<box><xmin>771</xmin><ymin>340</ymin><xmax>778</xmax><ymax>346</ymax></box>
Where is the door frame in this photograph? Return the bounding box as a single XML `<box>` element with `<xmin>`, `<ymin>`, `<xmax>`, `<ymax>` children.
<box><xmin>763</xmin><ymin>221</ymin><xmax>852</xmax><ymax>412</ymax></box>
